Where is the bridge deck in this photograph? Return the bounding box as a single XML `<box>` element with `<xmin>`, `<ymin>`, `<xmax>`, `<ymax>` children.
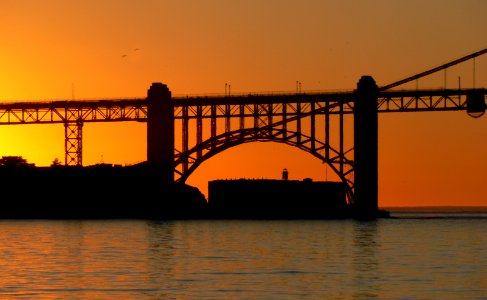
<box><xmin>0</xmin><ymin>88</ymin><xmax>483</xmax><ymax>124</ymax></box>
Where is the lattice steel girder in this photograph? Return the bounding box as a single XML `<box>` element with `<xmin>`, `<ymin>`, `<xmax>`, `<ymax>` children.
<box><xmin>173</xmin><ymin>101</ymin><xmax>352</xmax><ymax>122</ymax></box>
<box><xmin>171</xmin><ymin>89</ymin><xmax>485</xmax><ymax>119</ymax></box>
<box><xmin>377</xmin><ymin>89</ymin><xmax>486</xmax><ymax>112</ymax></box>
<box><xmin>64</xmin><ymin>121</ymin><xmax>83</xmax><ymax>166</ymax></box>
<box><xmin>0</xmin><ymin>89</ymin><xmax>484</xmax><ymax>125</ymax></box>
<box><xmin>0</xmin><ymin>99</ymin><xmax>147</xmax><ymax>124</ymax></box>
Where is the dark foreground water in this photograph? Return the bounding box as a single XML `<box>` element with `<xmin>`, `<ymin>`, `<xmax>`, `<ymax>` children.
<box><xmin>0</xmin><ymin>208</ymin><xmax>486</xmax><ymax>299</ymax></box>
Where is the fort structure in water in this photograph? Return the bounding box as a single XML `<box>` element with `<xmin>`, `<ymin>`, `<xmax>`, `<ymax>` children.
<box><xmin>208</xmin><ymin>178</ymin><xmax>349</xmax><ymax>219</ymax></box>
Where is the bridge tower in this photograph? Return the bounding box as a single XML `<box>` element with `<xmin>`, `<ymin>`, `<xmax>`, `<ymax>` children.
<box><xmin>354</xmin><ymin>76</ymin><xmax>379</xmax><ymax>216</ymax></box>
<box><xmin>147</xmin><ymin>82</ymin><xmax>174</xmax><ymax>186</ymax></box>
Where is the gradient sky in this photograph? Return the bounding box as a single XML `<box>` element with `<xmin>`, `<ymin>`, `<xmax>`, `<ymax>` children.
<box><xmin>1</xmin><ymin>0</ymin><xmax>487</xmax><ymax>207</ymax></box>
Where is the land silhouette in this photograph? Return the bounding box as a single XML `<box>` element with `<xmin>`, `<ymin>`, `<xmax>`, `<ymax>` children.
<box><xmin>0</xmin><ymin>156</ymin><xmax>370</xmax><ymax>220</ymax></box>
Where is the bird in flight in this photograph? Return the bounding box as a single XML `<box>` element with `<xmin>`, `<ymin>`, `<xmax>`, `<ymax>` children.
<box><xmin>122</xmin><ymin>48</ymin><xmax>140</xmax><ymax>59</ymax></box>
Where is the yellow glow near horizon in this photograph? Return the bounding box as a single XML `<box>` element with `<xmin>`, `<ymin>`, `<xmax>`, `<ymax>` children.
<box><xmin>1</xmin><ymin>0</ymin><xmax>487</xmax><ymax>207</ymax></box>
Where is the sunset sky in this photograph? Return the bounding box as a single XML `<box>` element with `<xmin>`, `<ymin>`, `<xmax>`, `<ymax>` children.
<box><xmin>1</xmin><ymin>0</ymin><xmax>487</xmax><ymax>207</ymax></box>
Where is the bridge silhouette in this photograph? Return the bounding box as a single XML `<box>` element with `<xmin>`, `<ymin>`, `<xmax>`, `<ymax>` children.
<box><xmin>1</xmin><ymin>49</ymin><xmax>486</xmax><ymax>216</ymax></box>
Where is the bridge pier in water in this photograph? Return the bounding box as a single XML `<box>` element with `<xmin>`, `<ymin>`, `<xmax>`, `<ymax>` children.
<box><xmin>354</xmin><ymin>76</ymin><xmax>379</xmax><ymax>217</ymax></box>
<box><xmin>147</xmin><ymin>82</ymin><xmax>174</xmax><ymax>186</ymax></box>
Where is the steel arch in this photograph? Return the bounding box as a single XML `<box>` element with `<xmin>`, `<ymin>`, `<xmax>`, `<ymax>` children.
<box><xmin>174</xmin><ymin>127</ymin><xmax>355</xmax><ymax>204</ymax></box>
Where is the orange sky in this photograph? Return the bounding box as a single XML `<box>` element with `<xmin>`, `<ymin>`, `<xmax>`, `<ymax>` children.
<box><xmin>1</xmin><ymin>0</ymin><xmax>487</xmax><ymax>207</ymax></box>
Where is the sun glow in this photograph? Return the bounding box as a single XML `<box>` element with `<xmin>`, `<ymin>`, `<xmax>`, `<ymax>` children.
<box><xmin>1</xmin><ymin>0</ymin><xmax>487</xmax><ymax>206</ymax></box>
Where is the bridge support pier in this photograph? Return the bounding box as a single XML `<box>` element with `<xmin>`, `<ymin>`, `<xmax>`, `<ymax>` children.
<box><xmin>147</xmin><ymin>82</ymin><xmax>174</xmax><ymax>186</ymax></box>
<box><xmin>354</xmin><ymin>76</ymin><xmax>379</xmax><ymax>218</ymax></box>
<box><xmin>64</xmin><ymin>121</ymin><xmax>83</xmax><ymax>166</ymax></box>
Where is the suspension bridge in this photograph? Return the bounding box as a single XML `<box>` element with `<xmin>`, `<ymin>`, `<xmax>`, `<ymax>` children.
<box><xmin>1</xmin><ymin>48</ymin><xmax>486</xmax><ymax>216</ymax></box>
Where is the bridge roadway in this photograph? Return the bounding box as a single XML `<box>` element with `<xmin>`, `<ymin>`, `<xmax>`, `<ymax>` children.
<box><xmin>0</xmin><ymin>88</ymin><xmax>484</xmax><ymax>124</ymax></box>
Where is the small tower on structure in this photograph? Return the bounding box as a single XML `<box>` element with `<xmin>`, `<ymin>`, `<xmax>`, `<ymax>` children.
<box><xmin>282</xmin><ymin>168</ymin><xmax>289</xmax><ymax>180</ymax></box>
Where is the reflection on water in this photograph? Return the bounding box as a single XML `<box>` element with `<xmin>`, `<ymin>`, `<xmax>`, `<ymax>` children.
<box><xmin>0</xmin><ymin>218</ymin><xmax>486</xmax><ymax>299</ymax></box>
<box><xmin>352</xmin><ymin>221</ymin><xmax>379</xmax><ymax>299</ymax></box>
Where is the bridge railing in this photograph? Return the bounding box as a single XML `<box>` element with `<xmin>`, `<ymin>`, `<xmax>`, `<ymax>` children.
<box><xmin>0</xmin><ymin>88</ymin><xmax>485</xmax><ymax>124</ymax></box>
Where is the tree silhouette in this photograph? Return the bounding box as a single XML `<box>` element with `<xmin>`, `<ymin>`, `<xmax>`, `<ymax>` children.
<box><xmin>51</xmin><ymin>157</ymin><xmax>62</xmax><ymax>167</ymax></box>
<box><xmin>0</xmin><ymin>156</ymin><xmax>35</xmax><ymax>167</ymax></box>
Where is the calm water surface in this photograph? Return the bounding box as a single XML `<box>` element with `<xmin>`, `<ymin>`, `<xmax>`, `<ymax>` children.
<box><xmin>0</xmin><ymin>211</ymin><xmax>486</xmax><ymax>299</ymax></box>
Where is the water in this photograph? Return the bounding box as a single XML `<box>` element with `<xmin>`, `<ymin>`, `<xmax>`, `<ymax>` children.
<box><xmin>0</xmin><ymin>209</ymin><xmax>486</xmax><ymax>299</ymax></box>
